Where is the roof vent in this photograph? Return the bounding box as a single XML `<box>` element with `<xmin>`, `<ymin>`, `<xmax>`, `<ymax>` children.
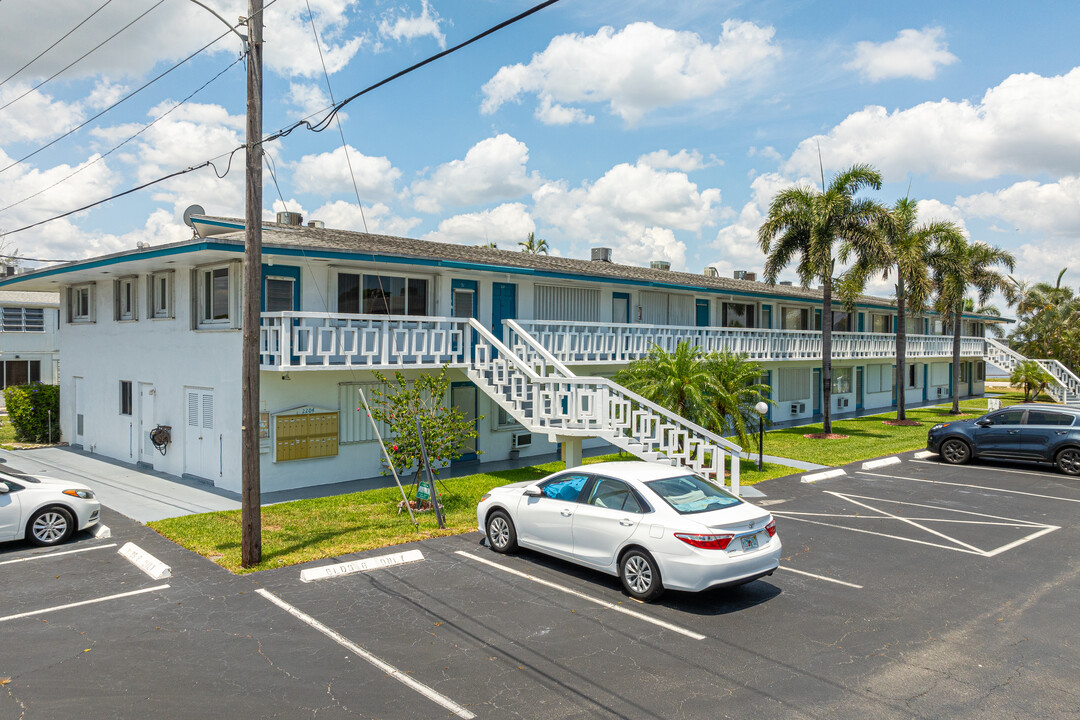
<box><xmin>591</xmin><ymin>247</ymin><xmax>613</xmax><ymax>262</ymax></box>
<box><xmin>650</xmin><ymin>260</ymin><xmax>671</xmax><ymax>271</ymax></box>
<box><xmin>276</xmin><ymin>211</ymin><xmax>303</xmax><ymax>226</ymax></box>
<box><xmin>704</xmin><ymin>266</ymin><xmax>719</xmax><ymax>277</ymax></box>
<box><xmin>780</xmin><ymin>280</ymin><xmax>793</xmax><ymax>286</ymax></box>
<box><xmin>733</xmin><ymin>270</ymin><xmax>747</xmax><ymax>280</ymax></box>
<box><xmin>744</xmin><ymin>272</ymin><xmax>757</xmax><ymax>282</ymax></box>
<box><xmin>307</xmin><ymin>220</ymin><xmax>325</xmax><ymax>229</ymax></box>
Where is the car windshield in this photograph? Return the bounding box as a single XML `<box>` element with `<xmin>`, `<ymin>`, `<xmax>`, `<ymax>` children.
<box><xmin>645</xmin><ymin>475</ymin><xmax>742</xmax><ymax>514</ymax></box>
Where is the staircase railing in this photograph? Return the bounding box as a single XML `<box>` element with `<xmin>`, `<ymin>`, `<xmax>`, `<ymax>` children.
<box><xmin>982</xmin><ymin>338</ymin><xmax>1078</xmax><ymax>403</ymax></box>
<box><xmin>1034</xmin><ymin>359</ymin><xmax>1080</xmax><ymax>404</ymax></box>
<box><xmin>467</xmin><ymin>318</ymin><xmax>743</xmax><ymax>493</ymax></box>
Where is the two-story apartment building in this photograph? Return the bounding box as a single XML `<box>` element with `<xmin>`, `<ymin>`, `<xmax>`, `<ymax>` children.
<box><xmin>0</xmin><ymin>286</ymin><xmax>60</xmax><ymax>395</ymax></box>
<box><xmin>0</xmin><ymin>213</ymin><xmax>1047</xmax><ymax>496</ymax></box>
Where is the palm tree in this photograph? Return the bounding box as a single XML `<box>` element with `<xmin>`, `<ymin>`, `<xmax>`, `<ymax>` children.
<box><xmin>962</xmin><ymin>298</ymin><xmax>1006</xmax><ymax>338</ymax></box>
<box><xmin>707</xmin><ymin>350</ymin><xmax>772</xmax><ymax>446</ymax></box>
<box><xmin>930</xmin><ymin>237</ymin><xmax>1015</xmax><ymax>414</ymax></box>
<box><xmin>839</xmin><ymin>197</ymin><xmax>961</xmax><ymax>421</ymax></box>
<box><xmin>519</xmin><ymin>232</ymin><xmax>549</xmax><ymax>255</ymax></box>
<box><xmin>758</xmin><ymin>163</ymin><xmax>885</xmax><ymax>434</ymax></box>
<box><xmin>1010</xmin><ymin>360</ymin><xmax>1053</xmax><ymax>402</ymax></box>
<box><xmin>1008</xmin><ymin>269</ymin><xmax>1080</xmax><ymax>367</ymax></box>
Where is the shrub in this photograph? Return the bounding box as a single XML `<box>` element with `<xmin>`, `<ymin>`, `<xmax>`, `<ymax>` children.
<box><xmin>3</xmin><ymin>383</ymin><xmax>60</xmax><ymax>443</ymax></box>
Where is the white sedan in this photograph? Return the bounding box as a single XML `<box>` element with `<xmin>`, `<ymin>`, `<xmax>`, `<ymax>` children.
<box><xmin>477</xmin><ymin>462</ymin><xmax>781</xmax><ymax>601</ymax></box>
<box><xmin>0</xmin><ymin>472</ymin><xmax>101</xmax><ymax>546</ymax></box>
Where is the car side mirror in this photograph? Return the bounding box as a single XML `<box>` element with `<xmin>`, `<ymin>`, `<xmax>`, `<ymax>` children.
<box><xmin>0</xmin><ymin>481</ymin><xmax>8</xmax><ymax>493</ymax></box>
<box><xmin>523</xmin><ymin>485</ymin><xmax>542</xmax><ymax>497</ymax></box>
<box><xmin>975</xmin><ymin>419</ymin><xmax>992</xmax><ymax>428</ymax></box>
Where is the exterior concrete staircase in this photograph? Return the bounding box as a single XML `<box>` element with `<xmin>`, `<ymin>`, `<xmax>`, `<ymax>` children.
<box><xmin>465</xmin><ymin>318</ymin><xmax>745</xmax><ymax>493</ymax></box>
<box><xmin>983</xmin><ymin>338</ymin><xmax>1080</xmax><ymax>406</ymax></box>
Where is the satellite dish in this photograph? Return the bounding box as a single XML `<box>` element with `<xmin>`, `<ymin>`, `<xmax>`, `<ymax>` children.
<box><xmin>183</xmin><ymin>204</ymin><xmax>206</xmax><ymax>228</ymax></box>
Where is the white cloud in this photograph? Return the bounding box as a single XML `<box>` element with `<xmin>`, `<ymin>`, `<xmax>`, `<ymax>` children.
<box><xmin>710</xmin><ymin>172</ymin><xmax>790</xmax><ymax>271</ymax></box>
<box><xmin>914</xmin><ymin>198</ymin><xmax>969</xmax><ymax>232</ymax></box>
<box><xmin>311</xmin><ymin>200</ymin><xmax>422</xmax><ymax>237</ymax></box>
<box><xmin>785</xmin><ymin>66</ymin><xmax>1080</xmax><ymax>182</ymax></box>
<box><xmin>846</xmin><ymin>27</ymin><xmax>958</xmax><ymax>82</ymax></box>
<box><xmin>638</xmin><ymin>149</ymin><xmax>707</xmax><ymax>172</ymax></box>
<box><xmin>0</xmin><ymin>84</ymin><xmax>84</xmax><ymax>143</ymax></box>
<box><xmin>956</xmin><ymin>176</ymin><xmax>1080</xmax><ymax>236</ymax></box>
<box><xmin>285</xmin><ymin>82</ymin><xmax>335</xmax><ymax>118</ymax></box>
<box><xmin>423</xmin><ymin>203</ymin><xmax>535</xmax><ymax>246</ymax></box>
<box><xmin>378</xmin><ymin>1</ymin><xmax>446</xmax><ymax>48</ymax></box>
<box><xmin>748</xmin><ymin>146</ymin><xmax>782</xmax><ymax>163</ymax></box>
<box><xmin>410</xmin><ymin>134</ymin><xmax>542</xmax><ymax>213</ymax></box>
<box><xmin>291</xmin><ymin>146</ymin><xmax>401</xmax><ymax>199</ymax></box>
<box><xmin>481</xmin><ymin>20</ymin><xmax>781</xmax><ymax>125</ymax></box>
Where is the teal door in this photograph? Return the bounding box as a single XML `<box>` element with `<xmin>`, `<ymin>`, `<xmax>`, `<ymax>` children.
<box><xmin>760</xmin><ymin>304</ymin><xmax>772</xmax><ymax>329</ymax></box>
<box><xmin>452</xmin><ymin>279</ymin><xmax>478</xmax><ymax>358</ymax></box>
<box><xmin>491</xmin><ymin>282</ymin><xmax>517</xmax><ymax>342</ymax></box>
<box><xmin>451</xmin><ymin>382</ymin><xmax>478</xmax><ymax>462</ymax></box>
<box><xmin>695</xmin><ymin>299</ymin><xmax>709</xmax><ymax>327</ymax></box>
<box><xmin>856</xmin><ymin>367</ymin><xmax>864</xmax><ymax>409</ymax></box>
<box><xmin>812</xmin><ymin>368</ymin><xmax>822</xmax><ymax>417</ymax></box>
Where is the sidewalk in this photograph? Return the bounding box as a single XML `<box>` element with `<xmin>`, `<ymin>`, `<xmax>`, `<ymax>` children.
<box><xmin>0</xmin><ymin>446</ymin><xmax>239</xmax><ymax>523</ymax></box>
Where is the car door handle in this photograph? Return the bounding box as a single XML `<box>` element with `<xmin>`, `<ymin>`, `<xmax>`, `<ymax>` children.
<box><xmin>619</xmin><ymin>518</ymin><xmax>634</xmax><ymax>526</ymax></box>
<box><xmin>1057</xmin><ymin>430</ymin><xmax>1068</xmax><ymax>435</ymax></box>
<box><xmin>1008</xmin><ymin>430</ymin><xmax>1020</xmax><ymax>434</ymax></box>
<box><xmin>560</xmin><ymin>508</ymin><xmax>573</xmax><ymax>517</ymax></box>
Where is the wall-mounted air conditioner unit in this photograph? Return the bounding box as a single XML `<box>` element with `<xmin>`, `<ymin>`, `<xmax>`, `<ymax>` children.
<box><xmin>790</xmin><ymin>402</ymin><xmax>806</xmax><ymax>414</ymax></box>
<box><xmin>837</xmin><ymin>397</ymin><xmax>849</xmax><ymax>409</ymax></box>
<box><xmin>511</xmin><ymin>432</ymin><xmax>532</xmax><ymax>450</ymax></box>
<box><xmin>937</xmin><ymin>387</ymin><xmax>945</xmax><ymax>397</ymax></box>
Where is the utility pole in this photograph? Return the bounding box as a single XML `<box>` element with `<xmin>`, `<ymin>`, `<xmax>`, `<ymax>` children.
<box><xmin>241</xmin><ymin>0</ymin><xmax>263</xmax><ymax>568</ymax></box>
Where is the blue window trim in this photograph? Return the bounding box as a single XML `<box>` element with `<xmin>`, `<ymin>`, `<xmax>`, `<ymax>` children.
<box><xmin>261</xmin><ymin>264</ymin><xmax>300</xmax><ymax>312</ymax></box>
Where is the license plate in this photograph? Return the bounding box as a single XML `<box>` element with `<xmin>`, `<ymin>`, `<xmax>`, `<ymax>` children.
<box><xmin>740</xmin><ymin>534</ymin><xmax>759</xmax><ymax>551</ymax></box>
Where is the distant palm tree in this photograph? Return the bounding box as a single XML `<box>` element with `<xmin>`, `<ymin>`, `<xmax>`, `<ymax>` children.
<box><xmin>758</xmin><ymin>163</ymin><xmax>885</xmax><ymax>434</ymax></box>
<box><xmin>962</xmin><ymin>297</ymin><xmax>1005</xmax><ymax>338</ymax></box>
<box><xmin>1010</xmin><ymin>360</ymin><xmax>1053</xmax><ymax>402</ymax></box>
<box><xmin>930</xmin><ymin>237</ymin><xmax>1015</xmax><ymax>413</ymax></box>
<box><xmin>519</xmin><ymin>232</ymin><xmax>549</xmax><ymax>255</ymax></box>
<box><xmin>840</xmin><ymin>197</ymin><xmax>961</xmax><ymax>421</ymax></box>
<box><xmin>707</xmin><ymin>350</ymin><xmax>772</xmax><ymax>446</ymax></box>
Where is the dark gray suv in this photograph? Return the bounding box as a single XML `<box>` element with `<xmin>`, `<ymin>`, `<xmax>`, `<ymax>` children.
<box><xmin>927</xmin><ymin>404</ymin><xmax>1080</xmax><ymax>475</ymax></box>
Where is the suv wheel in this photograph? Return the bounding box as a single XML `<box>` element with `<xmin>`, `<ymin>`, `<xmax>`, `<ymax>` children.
<box><xmin>940</xmin><ymin>438</ymin><xmax>971</xmax><ymax>465</ymax></box>
<box><xmin>1055</xmin><ymin>447</ymin><xmax>1080</xmax><ymax>476</ymax></box>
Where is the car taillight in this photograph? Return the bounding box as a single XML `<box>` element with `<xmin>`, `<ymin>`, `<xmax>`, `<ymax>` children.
<box><xmin>765</xmin><ymin>519</ymin><xmax>776</xmax><ymax>537</ymax></box>
<box><xmin>674</xmin><ymin>532</ymin><xmax>734</xmax><ymax>550</ymax></box>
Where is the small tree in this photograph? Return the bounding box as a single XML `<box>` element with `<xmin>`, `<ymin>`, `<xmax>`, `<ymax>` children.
<box><xmin>3</xmin><ymin>383</ymin><xmax>60</xmax><ymax>443</ymax></box>
<box><xmin>1010</xmin><ymin>360</ymin><xmax>1053</xmax><ymax>402</ymax></box>
<box><xmin>367</xmin><ymin>367</ymin><xmax>480</xmax><ymax>480</ymax></box>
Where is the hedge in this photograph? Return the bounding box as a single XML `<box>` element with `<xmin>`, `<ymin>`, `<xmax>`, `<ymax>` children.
<box><xmin>3</xmin><ymin>383</ymin><xmax>60</xmax><ymax>443</ymax></box>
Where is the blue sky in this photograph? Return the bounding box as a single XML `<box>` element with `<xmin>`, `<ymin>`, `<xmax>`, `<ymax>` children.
<box><xmin>0</xmin><ymin>0</ymin><xmax>1077</xmax><ymax>303</ymax></box>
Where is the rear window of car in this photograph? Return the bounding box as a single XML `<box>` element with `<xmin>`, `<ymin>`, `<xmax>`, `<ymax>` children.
<box><xmin>1026</xmin><ymin>410</ymin><xmax>1075</xmax><ymax>426</ymax></box>
<box><xmin>645</xmin><ymin>475</ymin><xmax>742</xmax><ymax>514</ymax></box>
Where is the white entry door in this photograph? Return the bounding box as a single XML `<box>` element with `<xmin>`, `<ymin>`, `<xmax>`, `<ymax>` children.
<box><xmin>138</xmin><ymin>383</ymin><xmax>155</xmax><ymax>464</ymax></box>
<box><xmin>184</xmin><ymin>388</ymin><xmax>215</xmax><ymax>480</ymax></box>
<box><xmin>73</xmin><ymin>376</ymin><xmax>85</xmax><ymax>446</ymax></box>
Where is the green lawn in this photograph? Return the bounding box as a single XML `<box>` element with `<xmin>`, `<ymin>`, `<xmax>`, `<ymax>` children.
<box><xmin>0</xmin><ymin>418</ymin><xmax>15</xmax><ymax>448</ymax></box>
<box><xmin>759</xmin><ymin>390</ymin><xmax>1033</xmax><ymax>467</ymax></box>
<box><xmin>150</xmin><ymin>452</ymin><xmax>795</xmax><ymax>574</ymax></box>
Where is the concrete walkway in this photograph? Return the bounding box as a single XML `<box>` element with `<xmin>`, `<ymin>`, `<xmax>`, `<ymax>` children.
<box><xmin>0</xmin><ymin>447</ymin><xmax>239</xmax><ymax>523</ymax></box>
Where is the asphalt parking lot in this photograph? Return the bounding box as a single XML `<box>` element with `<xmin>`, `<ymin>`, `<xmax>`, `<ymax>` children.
<box><xmin>3</xmin><ymin>451</ymin><xmax>1079</xmax><ymax>719</ymax></box>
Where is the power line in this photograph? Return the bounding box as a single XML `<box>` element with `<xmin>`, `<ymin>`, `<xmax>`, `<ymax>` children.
<box><xmin>0</xmin><ymin>26</ymin><xmax>237</xmax><ymax>175</ymax></box>
<box><xmin>0</xmin><ymin>0</ymin><xmax>563</xmax><ymax>240</ymax></box>
<box><xmin>0</xmin><ymin>55</ymin><xmax>244</xmax><ymax>215</ymax></box>
<box><xmin>0</xmin><ymin>0</ymin><xmax>115</xmax><ymax>88</ymax></box>
<box><xmin>0</xmin><ymin>0</ymin><xmax>166</xmax><ymax>113</ymax></box>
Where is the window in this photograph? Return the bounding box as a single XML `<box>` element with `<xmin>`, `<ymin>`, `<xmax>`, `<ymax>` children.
<box><xmin>338</xmin><ymin>382</ymin><xmax>390</xmax><ymax>444</ymax></box>
<box><xmin>115</xmin><ymin>277</ymin><xmax>137</xmax><ymax>321</ymax></box>
<box><xmin>0</xmin><ymin>307</ymin><xmax>44</xmax><ymax>332</ymax></box>
<box><xmin>721</xmin><ymin>302</ymin><xmax>755</xmax><ymax>328</ymax></box>
<box><xmin>960</xmin><ymin>363</ymin><xmax>969</xmax><ymax>382</ymax></box>
<box><xmin>120</xmin><ymin>380</ymin><xmax>132</xmax><ymax>415</ymax></box>
<box><xmin>265</xmin><ymin>277</ymin><xmax>295</xmax><ymax>312</ymax></box>
<box><xmin>196</xmin><ymin>264</ymin><xmax>235</xmax><ymax>327</ymax></box>
<box><xmin>0</xmin><ymin>360</ymin><xmax>40</xmax><ymax>388</ymax></box>
<box><xmin>907</xmin><ymin>364</ymin><xmax>923</xmax><ymax>389</ymax></box>
<box><xmin>452</xmin><ymin>289</ymin><xmax>474</xmax><ymax>319</ymax></box>
<box><xmin>646</xmin><ymin>474</ymin><xmax>741</xmax><ymax>514</ymax></box>
<box><xmin>832</xmin><ymin>367</ymin><xmax>853</xmax><ymax>394</ymax></box>
<box><xmin>336</xmin><ymin>272</ymin><xmax>428</xmax><ymax>316</ymax></box>
<box><xmin>539</xmin><ymin>473</ymin><xmax>590</xmax><ymax>501</ymax></box>
<box><xmin>866</xmin><ymin>365</ymin><xmax>892</xmax><ymax>394</ymax></box>
<box><xmin>871</xmin><ymin>314</ymin><xmax>891</xmax><ymax>333</ymax></box>
<box><xmin>781</xmin><ymin>307</ymin><xmax>809</xmax><ymax>330</ymax></box>
<box><xmin>831</xmin><ymin>311</ymin><xmax>852</xmax><ymax>331</ymax></box>
<box><xmin>778</xmin><ymin>368</ymin><xmax>810</xmax><ymax>402</ymax></box>
<box><xmin>976</xmin><ymin>361</ymin><xmax>985</xmax><ymax>381</ymax></box>
<box><xmin>491</xmin><ymin>405</ymin><xmax>520</xmax><ymax>431</ymax></box>
<box><xmin>149</xmin><ymin>271</ymin><xmax>173</xmax><ymax>318</ymax></box>
<box><xmin>69</xmin><ymin>284</ymin><xmax>94</xmax><ymax>322</ymax></box>
<box><xmin>535</xmin><ymin>285</ymin><xmax>601</xmax><ymax>322</ymax></box>
<box><xmin>987</xmin><ymin>410</ymin><xmax>1024</xmax><ymax>426</ymax></box>
<box><xmin>586</xmin><ymin>478</ymin><xmax>643</xmax><ymax>513</ymax></box>
<box><xmin>1026</xmin><ymin>410</ymin><xmax>1074</xmax><ymax>426</ymax></box>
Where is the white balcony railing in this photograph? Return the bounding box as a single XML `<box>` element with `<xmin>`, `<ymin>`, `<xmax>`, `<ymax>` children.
<box><xmin>259</xmin><ymin>312</ymin><xmax>471</xmax><ymax>370</ymax></box>
<box><xmin>512</xmin><ymin>320</ymin><xmax>988</xmax><ymax>365</ymax></box>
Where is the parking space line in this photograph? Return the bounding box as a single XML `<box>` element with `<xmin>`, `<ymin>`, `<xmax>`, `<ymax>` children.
<box><xmin>454</xmin><ymin>551</ymin><xmax>707</xmax><ymax>641</ymax></box>
<box><xmin>824</xmin><ymin>492</ymin><xmax>985</xmax><ymax>553</ymax></box>
<box><xmin>775</xmin><ymin>566</ymin><xmax>863</xmax><ymax>589</ymax></box>
<box><xmin>908</xmin><ymin>459</ymin><xmax>1078</xmax><ymax>482</ymax></box>
<box><xmin>255</xmin><ymin>589</ymin><xmax>476</xmax><ymax>719</ymax></box>
<box><xmin>0</xmin><ymin>542</ymin><xmax>117</xmax><ymax>566</ymax></box>
<box><xmin>771</xmin><ymin>514</ymin><xmax>985</xmax><ymax>555</ymax></box>
<box><xmin>983</xmin><ymin>526</ymin><xmax>1060</xmax><ymax>557</ymax></box>
<box><xmin>0</xmin><ymin>584</ymin><xmax>170</xmax><ymax>623</ymax></box>
<box><xmin>858</xmin><ymin>470</ymin><xmax>1080</xmax><ymax>503</ymax></box>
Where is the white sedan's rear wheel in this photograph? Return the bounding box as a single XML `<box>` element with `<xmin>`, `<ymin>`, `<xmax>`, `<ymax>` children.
<box><xmin>486</xmin><ymin>510</ymin><xmax>517</xmax><ymax>553</ymax></box>
<box><xmin>619</xmin><ymin>549</ymin><xmax>664</xmax><ymax>602</ymax></box>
